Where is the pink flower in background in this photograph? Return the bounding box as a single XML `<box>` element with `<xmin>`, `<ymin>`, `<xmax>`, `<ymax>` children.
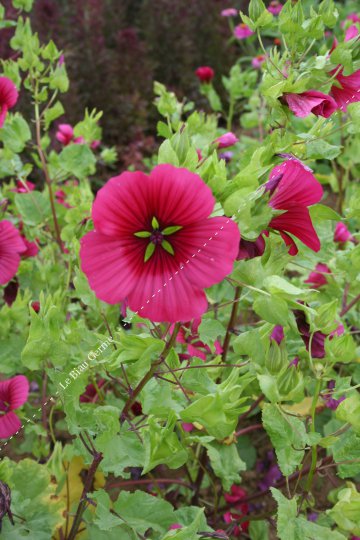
<box><xmin>322</xmin><ymin>380</ymin><xmax>345</xmax><ymax>411</ymax></box>
<box><xmin>252</xmin><ymin>55</ymin><xmax>266</xmax><ymax>69</ymax></box>
<box><xmin>221</xmin><ymin>8</ymin><xmax>237</xmax><ymax>17</ymax></box>
<box><xmin>31</xmin><ymin>301</ymin><xmax>40</xmax><ymax>313</ymax></box>
<box><xmin>282</xmin><ymin>91</ymin><xmax>338</xmax><ymax>118</ymax></box>
<box><xmin>195</xmin><ymin>66</ymin><xmax>215</xmax><ymax>83</ymax></box>
<box><xmin>270</xmin><ymin>325</ymin><xmax>284</xmax><ymax>344</ymax></box>
<box><xmin>330</xmin><ymin>27</ymin><xmax>360</xmax><ymax>110</ymax></box>
<box><xmin>223</xmin><ymin>486</ymin><xmax>249</xmax><ymax>534</ymax></box>
<box><xmin>21</xmin><ymin>236</ymin><xmax>39</xmax><ymax>259</ymax></box>
<box><xmin>3</xmin><ymin>278</ymin><xmax>19</xmax><ymax>306</ymax></box>
<box><xmin>305</xmin><ymin>263</ymin><xmax>331</xmax><ymax>288</ymax></box>
<box><xmin>169</xmin><ymin>523</ymin><xmax>183</xmax><ymax>530</ymax></box>
<box><xmin>214</xmin><ymin>131</ymin><xmax>238</xmax><ymax>148</ymax></box>
<box><xmin>90</xmin><ymin>140</ymin><xmax>101</xmax><ymax>150</ymax></box>
<box><xmin>237</xmin><ymin>232</ymin><xmax>267</xmax><ymax>260</ymax></box>
<box><xmin>266</xmin><ymin>159</ymin><xmax>323</xmax><ymax>255</ymax></box>
<box><xmin>334</xmin><ymin>222</ymin><xmax>354</xmax><ymax>244</ymax></box>
<box><xmin>55</xmin><ymin>189</ymin><xmax>72</xmax><ymax>209</ymax></box>
<box><xmin>268</xmin><ymin>1</ymin><xmax>283</xmax><ymax>15</ymax></box>
<box><xmin>176</xmin><ymin>318</ymin><xmax>223</xmax><ymax>360</ymax></box>
<box><xmin>0</xmin><ymin>375</ymin><xmax>29</xmax><ymax>438</ymax></box>
<box><xmin>234</xmin><ymin>23</ymin><xmax>254</xmax><ymax>40</ymax></box>
<box><xmin>0</xmin><ymin>220</ymin><xmax>26</xmax><ymax>285</ymax></box>
<box><xmin>11</xmin><ymin>180</ymin><xmax>35</xmax><ymax>194</ymax></box>
<box><xmin>345</xmin><ymin>25</ymin><xmax>359</xmax><ymax>41</ymax></box>
<box><xmin>295</xmin><ymin>310</ymin><xmax>344</xmax><ymax>359</ymax></box>
<box><xmin>346</xmin><ymin>13</ymin><xmax>360</xmax><ymax>24</ymax></box>
<box><xmin>181</xmin><ymin>422</ymin><xmax>195</xmax><ymax>432</ymax></box>
<box><xmin>80</xmin><ymin>164</ymin><xmax>240</xmax><ymax>322</ymax></box>
<box><xmin>56</xmin><ymin>124</ymin><xmax>84</xmax><ymax>146</ymax></box>
<box><xmin>0</xmin><ymin>77</ymin><xmax>19</xmax><ymax>128</ymax></box>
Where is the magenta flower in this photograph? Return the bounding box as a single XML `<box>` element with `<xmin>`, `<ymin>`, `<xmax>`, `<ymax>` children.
<box><xmin>21</xmin><ymin>236</ymin><xmax>39</xmax><ymax>259</ymax></box>
<box><xmin>305</xmin><ymin>263</ymin><xmax>331</xmax><ymax>288</ymax></box>
<box><xmin>234</xmin><ymin>23</ymin><xmax>254</xmax><ymax>40</ymax></box>
<box><xmin>11</xmin><ymin>180</ymin><xmax>35</xmax><ymax>194</ymax></box>
<box><xmin>237</xmin><ymin>232</ymin><xmax>267</xmax><ymax>260</ymax></box>
<box><xmin>80</xmin><ymin>165</ymin><xmax>240</xmax><ymax>322</ymax></box>
<box><xmin>345</xmin><ymin>13</ymin><xmax>360</xmax><ymax>24</ymax></box>
<box><xmin>195</xmin><ymin>66</ymin><xmax>215</xmax><ymax>83</ymax></box>
<box><xmin>56</xmin><ymin>124</ymin><xmax>85</xmax><ymax>146</ymax></box>
<box><xmin>169</xmin><ymin>524</ymin><xmax>183</xmax><ymax>530</ymax></box>
<box><xmin>270</xmin><ymin>325</ymin><xmax>284</xmax><ymax>344</ymax></box>
<box><xmin>175</xmin><ymin>318</ymin><xmax>223</xmax><ymax>361</ymax></box>
<box><xmin>0</xmin><ymin>220</ymin><xmax>26</xmax><ymax>285</ymax></box>
<box><xmin>0</xmin><ymin>375</ymin><xmax>29</xmax><ymax>438</ymax></box>
<box><xmin>214</xmin><ymin>132</ymin><xmax>238</xmax><ymax>149</ymax></box>
<box><xmin>295</xmin><ymin>311</ymin><xmax>343</xmax><ymax>359</ymax></box>
<box><xmin>252</xmin><ymin>55</ymin><xmax>266</xmax><ymax>69</ymax></box>
<box><xmin>3</xmin><ymin>278</ymin><xmax>19</xmax><ymax>306</ymax></box>
<box><xmin>345</xmin><ymin>24</ymin><xmax>359</xmax><ymax>41</ymax></box>
<box><xmin>56</xmin><ymin>124</ymin><xmax>74</xmax><ymax>145</ymax></box>
<box><xmin>330</xmin><ymin>28</ymin><xmax>360</xmax><ymax>110</ymax></box>
<box><xmin>55</xmin><ymin>189</ymin><xmax>72</xmax><ymax>209</ymax></box>
<box><xmin>221</xmin><ymin>8</ymin><xmax>238</xmax><ymax>17</ymax></box>
<box><xmin>266</xmin><ymin>159</ymin><xmax>323</xmax><ymax>255</ymax></box>
<box><xmin>268</xmin><ymin>1</ymin><xmax>283</xmax><ymax>15</ymax></box>
<box><xmin>282</xmin><ymin>91</ymin><xmax>338</xmax><ymax>118</ymax></box>
<box><xmin>181</xmin><ymin>422</ymin><xmax>195</xmax><ymax>432</ymax></box>
<box><xmin>90</xmin><ymin>140</ymin><xmax>101</xmax><ymax>150</ymax></box>
<box><xmin>0</xmin><ymin>77</ymin><xmax>19</xmax><ymax>128</ymax></box>
<box><xmin>334</xmin><ymin>222</ymin><xmax>354</xmax><ymax>244</ymax></box>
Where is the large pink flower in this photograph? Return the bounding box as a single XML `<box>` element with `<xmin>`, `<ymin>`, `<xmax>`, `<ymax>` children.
<box><xmin>330</xmin><ymin>25</ymin><xmax>360</xmax><ymax>110</ymax></box>
<box><xmin>266</xmin><ymin>159</ymin><xmax>323</xmax><ymax>255</ymax></box>
<box><xmin>0</xmin><ymin>220</ymin><xmax>26</xmax><ymax>285</ymax></box>
<box><xmin>80</xmin><ymin>165</ymin><xmax>240</xmax><ymax>322</ymax></box>
<box><xmin>282</xmin><ymin>91</ymin><xmax>338</xmax><ymax>118</ymax></box>
<box><xmin>0</xmin><ymin>375</ymin><xmax>29</xmax><ymax>438</ymax></box>
<box><xmin>0</xmin><ymin>77</ymin><xmax>18</xmax><ymax>128</ymax></box>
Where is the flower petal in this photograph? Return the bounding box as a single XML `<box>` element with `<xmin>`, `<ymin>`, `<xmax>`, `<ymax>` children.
<box><xmin>269</xmin><ymin>159</ymin><xmax>323</xmax><ymax>209</ymax></box>
<box><xmin>0</xmin><ymin>411</ymin><xmax>21</xmax><ymax>438</ymax></box>
<box><xmin>9</xmin><ymin>375</ymin><xmax>29</xmax><ymax>409</ymax></box>
<box><xmin>270</xmin><ymin>206</ymin><xmax>321</xmax><ymax>252</ymax></box>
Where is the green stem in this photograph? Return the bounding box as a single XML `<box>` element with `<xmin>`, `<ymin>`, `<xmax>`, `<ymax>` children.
<box><xmin>305</xmin><ymin>378</ymin><xmax>322</xmax><ymax>492</ymax></box>
<box><xmin>227</xmin><ymin>96</ymin><xmax>234</xmax><ymax>131</ymax></box>
<box><xmin>221</xmin><ymin>286</ymin><xmax>241</xmax><ymax>363</ymax></box>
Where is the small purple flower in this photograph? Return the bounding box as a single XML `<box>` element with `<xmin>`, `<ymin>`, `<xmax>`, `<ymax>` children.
<box><xmin>322</xmin><ymin>380</ymin><xmax>345</xmax><ymax>411</ymax></box>
<box><xmin>289</xmin><ymin>356</ymin><xmax>300</xmax><ymax>367</ymax></box>
<box><xmin>221</xmin><ymin>8</ymin><xmax>238</xmax><ymax>17</ymax></box>
<box><xmin>307</xmin><ymin>512</ymin><xmax>318</xmax><ymax>522</ymax></box>
<box><xmin>219</xmin><ymin>151</ymin><xmax>234</xmax><ymax>163</ymax></box>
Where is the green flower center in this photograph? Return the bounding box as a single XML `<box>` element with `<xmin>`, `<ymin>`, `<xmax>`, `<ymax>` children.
<box><xmin>134</xmin><ymin>217</ymin><xmax>182</xmax><ymax>262</ymax></box>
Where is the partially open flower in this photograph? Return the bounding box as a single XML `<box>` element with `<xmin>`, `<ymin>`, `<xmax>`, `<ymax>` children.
<box><xmin>0</xmin><ymin>375</ymin><xmax>29</xmax><ymax>438</ymax></box>
<box><xmin>195</xmin><ymin>66</ymin><xmax>215</xmax><ymax>84</ymax></box>
<box><xmin>282</xmin><ymin>91</ymin><xmax>338</xmax><ymax>118</ymax></box>
<box><xmin>268</xmin><ymin>1</ymin><xmax>283</xmax><ymax>15</ymax></box>
<box><xmin>334</xmin><ymin>222</ymin><xmax>354</xmax><ymax>244</ymax></box>
<box><xmin>214</xmin><ymin>132</ymin><xmax>238</xmax><ymax>149</ymax></box>
<box><xmin>305</xmin><ymin>263</ymin><xmax>331</xmax><ymax>288</ymax></box>
<box><xmin>221</xmin><ymin>8</ymin><xmax>238</xmax><ymax>17</ymax></box>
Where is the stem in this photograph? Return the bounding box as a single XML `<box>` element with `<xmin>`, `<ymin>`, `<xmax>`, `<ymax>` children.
<box><xmin>121</xmin><ymin>322</ymin><xmax>181</xmax><ymax>420</ymax></box>
<box><xmin>34</xmin><ymin>92</ymin><xmax>64</xmax><ymax>253</ymax></box>
<box><xmin>66</xmin><ymin>449</ymin><xmax>103</xmax><ymax>540</ymax></box>
<box><xmin>41</xmin><ymin>370</ymin><xmax>47</xmax><ymax>430</ymax></box>
<box><xmin>191</xmin><ymin>447</ymin><xmax>208</xmax><ymax>505</ymax></box>
<box><xmin>235</xmin><ymin>423</ymin><xmax>263</xmax><ymax>438</ymax></box>
<box><xmin>221</xmin><ymin>286</ymin><xmax>241</xmax><ymax>363</ymax></box>
<box><xmin>227</xmin><ymin>96</ymin><xmax>234</xmax><ymax>131</ymax></box>
<box><xmin>340</xmin><ymin>292</ymin><xmax>360</xmax><ymax>316</ymax></box>
<box><xmin>108</xmin><ymin>478</ymin><xmax>192</xmax><ymax>490</ymax></box>
<box><xmin>305</xmin><ymin>378</ymin><xmax>322</xmax><ymax>492</ymax></box>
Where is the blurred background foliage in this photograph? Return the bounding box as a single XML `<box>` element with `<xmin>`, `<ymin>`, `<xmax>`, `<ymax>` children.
<box><xmin>0</xmin><ymin>0</ymin><xmax>249</xmax><ymax>166</ymax></box>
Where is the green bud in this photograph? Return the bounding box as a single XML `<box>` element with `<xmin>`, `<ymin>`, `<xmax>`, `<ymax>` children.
<box><xmin>265</xmin><ymin>341</ymin><xmax>288</xmax><ymax>375</ymax></box>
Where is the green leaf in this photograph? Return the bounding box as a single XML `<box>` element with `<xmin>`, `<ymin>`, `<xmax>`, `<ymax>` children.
<box><xmin>263</xmin><ymin>275</ymin><xmax>309</xmax><ymax>297</ymax></box>
<box><xmin>204</xmin><ymin>441</ymin><xmax>246</xmax><ymax>491</ymax></box>
<box><xmin>332</xmin><ymin>430</ymin><xmax>360</xmax><ymax>479</ymax></box>
<box><xmin>158</xmin><ymin>139</ymin><xmax>180</xmax><ymax>166</ymax></box>
<box><xmin>44</xmin><ymin>101</ymin><xmax>64</xmax><ymax>130</ymax></box>
<box><xmin>249</xmin><ymin>520</ymin><xmax>269</xmax><ymax>540</ymax></box>
<box><xmin>263</xmin><ymin>404</ymin><xmax>308</xmax><ymax>476</ymax></box>
<box><xmin>0</xmin><ymin>113</ymin><xmax>30</xmax><ymax>152</ymax></box>
<box><xmin>253</xmin><ymin>295</ymin><xmax>289</xmax><ymax>325</ymax></box>
<box><xmin>336</xmin><ymin>394</ymin><xmax>360</xmax><ymax>434</ymax></box>
<box><xmin>12</xmin><ymin>0</ymin><xmax>33</xmax><ymax>11</ymax></box>
<box><xmin>327</xmin><ymin>483</ymin><xmax>360</xmax><ymax>536</ymax></box>
<box><xmin>59</xmin><ymin>143</ymin><xmax>96</xmax><ymax>178</ymax></box>
<box><xmin>15</xmin><ymin>191</ymin><xmax>51</xmax><ymax>226</ymax></box>
<box><xmin>198</xmin><ymin>319</ymin><xmax>226</xmax><ymax>347</ymax></box>
<box><xmin>49</xmin><ymin>63</ymin><xmax>69</xmax><ymax>93</ymax></box>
